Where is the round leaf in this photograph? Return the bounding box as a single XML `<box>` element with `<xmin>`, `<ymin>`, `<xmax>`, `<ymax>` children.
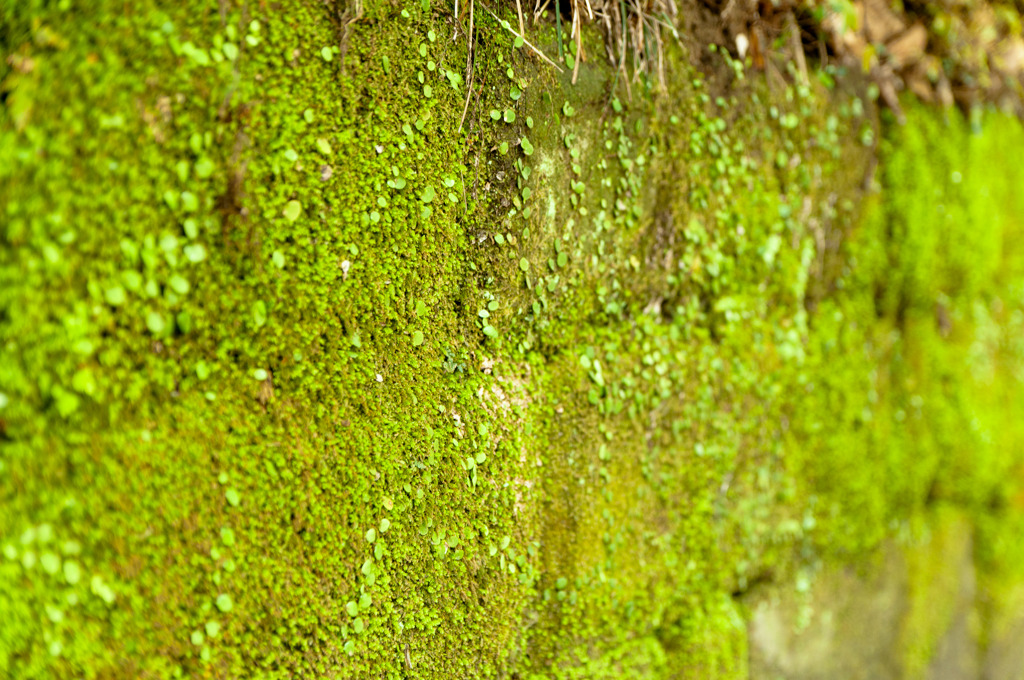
<box><xmin>283</xmin><ymin>200</ymin><xmax>302</xmax><ymax>222</ymax></box>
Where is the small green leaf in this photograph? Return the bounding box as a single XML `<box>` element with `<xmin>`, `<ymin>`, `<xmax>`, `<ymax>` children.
<box><xmin>220</xmin><ymin>527</ymin><xmax>235</xmax><ymax>546</ymax></box>
<box><xmin>321</xmin><ymin>47</ymin><xmax>333</xmax><ymax>61</ymax></box>
<box><xmin>283</xmin><ymin>200</ymin><xmax>302</xmax><ymax>222</ymax></box>
<box><xmin>252</xmin><ymin>300</ymin><xmax>268</xmax><ymax>328</ymax></box>
<box><xmin>184</xmin><ymin>243</ymin><xmax>207</xmax><ymax>263</ymax></box>
<box><xmin>40</xmin><ymin>552</ymin><xmax>60</xmax><ymax>575</ymax></box>
<box><xmin>411</xmin><ymin>330</ymin><xmax>424</xmax><ymax>346</ymax></box>
<box><xmin>521</xmin><ymin>137</ymin><xmax>534</xmax><ymax>155</ymax></box>
<box><xmin>63</xmin><ymin>561</ymin><xmax>81</xmax><ymax>585</ymax></box>
<box><xmin>195</xmin><ymin>156</ymin><xmax>215</xmax><ymax>178</ymax></box>
<box><xmin>519</xmin><ymin>258</ymin><xmax>530</xmax><ymax>272</ymax></box>
<box><xmin>215</xmin><ymin>593</ymin><xmax>233</xmax><ymax>612</ymax></box>
<box><xmin>160</xmin><ymin>233</ymin><xmax>179</xmax><ymax>252</ymax></box>
<box><xmin>420</xmin><ymin>186</ymin><xmax>435</xmax><ymax>203</ymax></box>
<box><xmin>180</xmin><ymin>191</ymin><xmax>199</xmax><ymax>212</ymax></box>
<box><xmin>168</xmin><ymin>274</ymin><xmax>190</xmax><ymax>295</ymax></box>
<box><xmin>105</xmin><ymin>286</ymin><xmax>126</xmax><ymax>306</ymax></box>
<box><xmin>146</xmin><ymin>311</ymin><xmax>166</xmax><ymax>335</ymax></box>
<box><xmin>71</xmin><ymin>369</ymin><xmax>96</xmax><ymax>396</ymax></box>
<box><xmin>316</xmin><ymin>138</ymin><xmax>332</xmax><ymax>156</ymax></box>
<box><xmin>163</xmin><ymin>190</ymin><xmax>179</xmax><ymax>210</ymax></box>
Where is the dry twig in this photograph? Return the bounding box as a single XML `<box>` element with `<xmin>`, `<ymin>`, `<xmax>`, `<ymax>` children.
<box><xmin>481</xmin><ymin>4</ymin><xmax>564</xmax><ymax>72</ymax></box>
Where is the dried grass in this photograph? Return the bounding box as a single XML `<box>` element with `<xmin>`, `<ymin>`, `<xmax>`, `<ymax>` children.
<box><xmin>594</xmin><ymin>0</ymin><xmax>678</xmax><ymax>89</ymax></box>
<box><xmin>475</xmin><ymin>0</ymin><xmax>679</xmax><ymax>89</ymax></box>
<box><xmin>454</xmin><ymin>0</ymin><xmax>1023</xmax><ymax>115</ymax></box>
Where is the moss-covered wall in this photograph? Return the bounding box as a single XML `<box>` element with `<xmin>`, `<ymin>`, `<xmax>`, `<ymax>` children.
<box><xmin>2</xmin><ymin>1</ymin><xmax>1024</xmax><ymax>678</ymax></box>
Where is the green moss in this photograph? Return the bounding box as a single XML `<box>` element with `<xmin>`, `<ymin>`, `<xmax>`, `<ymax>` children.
<box><xmin>899</xmin><ymin>507</ymin><xmax>975</xmax><ymax>680</ymax></box>
<box><xmin>3</xmin><ymin>1</ymin><xmax>1024</xmax><ymax>678</ymax></box>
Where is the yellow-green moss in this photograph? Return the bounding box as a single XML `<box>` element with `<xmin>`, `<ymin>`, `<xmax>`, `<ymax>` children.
<box><xmin>3</xmin><ymin>1</ymin><xmax>1024</xmax><ymax>678</ymax></box>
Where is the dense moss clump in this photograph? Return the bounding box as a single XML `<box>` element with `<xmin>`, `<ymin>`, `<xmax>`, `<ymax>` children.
<box><xmin>2</xmin><ymin>1</ymin><xmax>1024</xmax><ymax>677</ymax></box>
